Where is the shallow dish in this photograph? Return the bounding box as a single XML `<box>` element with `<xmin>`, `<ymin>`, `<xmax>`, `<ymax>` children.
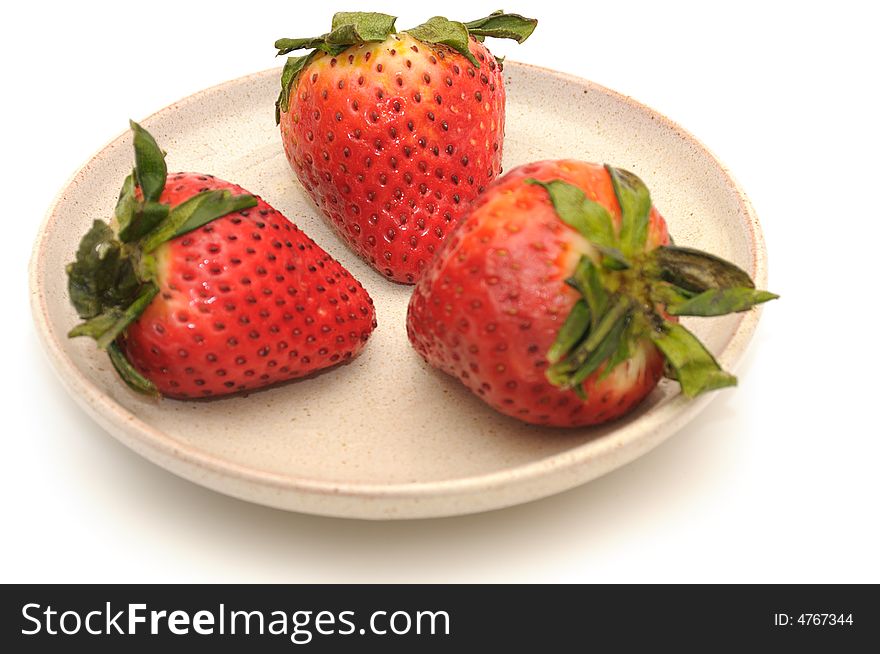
<box><xmin>29</xmin><ymin>64</ymin><xmax>767</xmax><ymax>519</ymax></box>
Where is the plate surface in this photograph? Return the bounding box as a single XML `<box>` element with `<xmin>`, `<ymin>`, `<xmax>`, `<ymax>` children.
<box><xmin>29</xmin><ymin>64</ymin><xmax>766</xmax><ymax>519</ymax></box>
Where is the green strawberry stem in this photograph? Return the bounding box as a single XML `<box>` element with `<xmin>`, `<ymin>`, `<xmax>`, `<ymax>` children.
<box><xmin>66</xmin><ymin>122</ymin><xmax>258</xmax><ymax>386</ymax></box>
<box><xmin>274</xmin><ymin>10</ymin><xmax>538</xmax><ymax>123</ymax></box>
<box><xmin>533</xmin><ymin>169</ymin><xmax>778</xmax><ymax>399</ymax></box>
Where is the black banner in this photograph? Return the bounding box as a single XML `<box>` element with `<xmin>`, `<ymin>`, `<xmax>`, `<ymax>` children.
<box><xmin>1</xmin><ymin>584</ymin><xmax>876</xmax><ymax>650</ymax></box>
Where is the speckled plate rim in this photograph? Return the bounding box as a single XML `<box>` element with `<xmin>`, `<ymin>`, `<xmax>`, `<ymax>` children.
<box><xmin>29</xmin><ymin>63</ymin><xmax>767</xmax><ymax>519</ymax></box>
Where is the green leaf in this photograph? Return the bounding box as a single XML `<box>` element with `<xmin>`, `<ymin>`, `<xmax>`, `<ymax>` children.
<box><xmin>666</xmin><ymin>287</ymin><xmax>779</xmax><ymax>317</ymax></box>
<box><xmin>68</xmin><ymin>282</ymin><xmax>159</xmax><ymax>350</ymax></box>
<box><xmin>568</xmin><ymin>310</ymin><xmax>629</xmax><ymax>389</ymax></box>
<box><xmin>607</xmin><ymin>165</ymin><xmax>652</xmax><ymax>255</ymax></box>
<box><xmin>407</xmin><ymin>16</ymin><xmax>479</xmax><ymax>67</ymax></box>
<box><xmin>119</xmin><ymin>200</ymin><xmax>169</xmax><ymax>243</ymax></box>
<box><xmin>95</xmin><ymin>283</ymin><xmax>158</xmax><ymax>349</ymax></box>
<box><xmin>547</xmin><ymin>300</ymin><xmax>590</xmax><ymax>364</ymax></box>
<box><xmin>598</xmin><ymin>324</ymin><xmax>631</xmax><ymax>381</ymax></box>
<box><xmin>654</xmin><ymin>245</ymin><xmax>755</xmax><ymax>293</ymax></box>
<box><xmin>141</xmin><ymin>189</ymin><xmax>257</xmax><ymax>253</ymax></box>
<box><xmin>652</xmin><ymin>282</ymin><xmax>694</xmax><ymax>307</ymax></box>
<box><xmin>525</xmin><ymin>179</ymin><xmax>617</xmax><ymax>251</ymax></box>
<box><xmin>275</xmin><ymin>36</ymin><xmax>331</xmax><ymax>56</ymax></box>
<box><xmin>129</xmin><ymin>121</ymin><xmax>167</xmax><ymax>203</ymax></box>
<box><xmin>172</xmin><ymin>190</ymin><xmax>257</xmax><ymax>239</ymax></box>
<box><xmin>275</xmin><ymin>53</ymin><xmax>315</xmax><ymax>123</ymax></box>
<box><xmin>107</xmin><ymin>342</ymin><xmax>159</xmax><ymax>397</ymax></box>
<box><xmin>114</xmin><ymin>171</ymin><xmax>136</xmax><ymax>229</ymax></box>
<box><xmin>569</xmin><ymin>256</ymin><xmax>608</xmax><ymax>332</ymax></box>
<box><xmin>547</xmin><ymin>296</ymin><xmax>631</xmax><ymax>386</ymax></box>
<box><xmin>650</xmin><ymin>322</ymin><xmax>737</xmax><ymax>397</ymax></box>
<box><xmin>66</xmin><ymin>221</ymin><xmax>139</xmax><ymax>319</ymax></box>
<box><xmin>599</xmin><ymin>250</ymin><xmax>630</xmax><ymax>270</ymax></box>
<box><xmin>273</xmin><ymin>10</ymin><xmax>535</xmax><ymax>123</ymax></box>
<box><xmin>328</xmin><ymin>12</ymin><xmax>397</xmax><ymax>43</ymax></box>
<box><xmin>463</xmin><ymin>10</ymin><xmax>538</xmax><ymax>43</ymax></box>
<box><xmin>67</xmin><ymin>221</ymin><xmax>116</xmax><ymax>318</ymax></box>
<box><xmin>274</xmin><ymin>13</ymin><xmax>397</xmax><ymax>122</ymax></box>
<box><xmin>68</xmin><ymin>308</ymin><xmax>124</xmax><ymax>340</ymax></box>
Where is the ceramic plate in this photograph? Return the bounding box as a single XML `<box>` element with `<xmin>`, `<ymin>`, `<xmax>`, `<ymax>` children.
<box><xmin>29</xmin><ymin>64</ymin><xmax>767</xmax><ymax>519</ymax></box>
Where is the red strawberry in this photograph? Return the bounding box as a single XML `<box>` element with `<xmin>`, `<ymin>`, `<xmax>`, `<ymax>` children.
<box><xmin>407</xmin><ymin>160</ymin><xmax>777</xmax><ymax>427</ymax></box>
<box><xmin>274</xmin><ymin>11</ymin><xmax>537</xmax><ymax>283</ymax></box>
<box><xmin>66</xmin><ymin>122</ymin><xmax>376</xmax><ymax>399</ymax></box>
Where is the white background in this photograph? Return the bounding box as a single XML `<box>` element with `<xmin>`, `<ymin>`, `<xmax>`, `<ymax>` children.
<box><xmin>3</xmin><ymin>0</ymin><xmax>878</xmax><ymax>582</ymax></box>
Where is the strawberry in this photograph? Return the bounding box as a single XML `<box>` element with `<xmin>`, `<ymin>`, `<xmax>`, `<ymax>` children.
<box><xmin>66</xmin><ymin>122</ymin><xmax>376</xmax><ymax>399</ymax></box>
<box><xmin>407</xmin><ymin>160</ymin><xmax>777</xmax><ymax>427</ymax></box>
<box><xmin>274</xmin><ymin>11</ymin><xmax>537</xmax><ymax>283</ymax></box>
